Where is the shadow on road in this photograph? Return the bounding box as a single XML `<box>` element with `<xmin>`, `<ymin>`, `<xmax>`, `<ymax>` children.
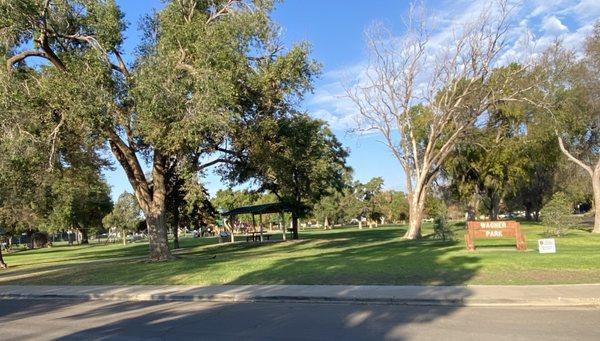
<box><xmin>0</xmin><ymin>228</ymin><xmax>486</xmax><ymax>339</ymax></box>
<box><xmin>0</xmin><ymin>298</ymin><xmax>471</xmax><ymax>340</ymax></box>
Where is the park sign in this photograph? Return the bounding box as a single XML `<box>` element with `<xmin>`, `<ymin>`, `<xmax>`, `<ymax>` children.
<box><xmin>465</xmin><ymin>220</ymin><xmax>527</xmax><ymax>251</ymax></box>
<box><xmin>538</xmin><ymin>238</ymin><xmax>557</xmax><ymax>254</ymax></box>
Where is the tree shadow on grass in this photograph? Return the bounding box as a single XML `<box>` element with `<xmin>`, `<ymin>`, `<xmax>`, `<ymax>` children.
<box><xmin>226</xmin><ymin>238</ymin><xmax>480</xmax><ymax>286</ymax></box>
<box><xmin>2</xmin><ymin>236</ymin><xmax>217</xmax><ymax>269</ymax></box>
<box><xmin>1</xmin><ymin>227</ymin><xmax>483</xmax><ymax>286</ymax></box>
<box><xmin>0</xmin><ymin>227</ymin><xmax>484</xmax><ymax>339</ymax></box>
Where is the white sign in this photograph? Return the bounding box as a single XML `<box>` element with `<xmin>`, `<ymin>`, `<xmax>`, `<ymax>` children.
<box><xmin>538</xmin><ymin>238</ymin><xmax>556</xmax><ymax>254</ymax></box>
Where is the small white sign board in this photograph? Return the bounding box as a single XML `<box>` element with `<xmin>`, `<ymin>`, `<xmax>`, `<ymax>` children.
<box><xmin>538</xmin><ymin>238</ymin><xmax>556</xmax><ymax>254</ymax></box>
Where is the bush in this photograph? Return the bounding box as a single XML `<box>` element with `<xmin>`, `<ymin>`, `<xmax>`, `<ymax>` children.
<box><xmin>433</xmin><ymin>215</ymin><xmax>453</xmax><ymax>241</ymax></box>
<box><xmin>540</xmin><ymin>192</ymin><xmax>572</xmax><ymax>236</ymax></box>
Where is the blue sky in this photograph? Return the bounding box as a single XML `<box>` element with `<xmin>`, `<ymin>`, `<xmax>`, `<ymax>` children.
<box><xmin>105</xmin><ymin>0</ymin><xmax>599</xmax><ymax>200</ymax></box>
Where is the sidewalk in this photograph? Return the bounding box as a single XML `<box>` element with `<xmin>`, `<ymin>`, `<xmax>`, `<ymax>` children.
<box><xmin>2</xmin><ymin>284</ymin><xmax>600</xmax><ymax>306</ymax></box>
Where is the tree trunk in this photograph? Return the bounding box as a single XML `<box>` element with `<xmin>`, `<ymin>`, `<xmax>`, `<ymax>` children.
<box><xmin>593</xmin><ymin>170</ymin><xmax>600</xmax><ymax>233</ymax></box>
<box><xmin>122</xmin><ymin>230</ymin><xmax>127</xmax><ymax>246</ymax></box>
<box><xmin>403</xmin><ymin>184</ymin><xmax>426</xmax><ymax>240</ymax></box>
<box><xmin>488</xmin><ymin>191</ymin><xmax>500</xmax><ymax>220</ymax></box>
<box><xmin>466</xmin><ymin>204</ymin><xmax>476</xmax><ymax>221</ymax></box>
<box><xmin>172</xmin><ymin>225</ymin><xmax>179</xmax><ymax>249</ymax></box>
<box><xmin>524</xmin><ymin>202</ymin><xmax>532</xmax><ymax>221</ymax></box>
<box><xmin>147</xmin><ymin>209</ymin><xmax>171</xmax><ymax>260</ymax></box>
<box><xmin>291</xmin><ymin>212</ymin><xmax>299</xmax><ymax>239</ymax></box>
<box><xmin>172</xmin><ymin>206</ymin><xmax>180</xmax><ymax>250</ymax></box>
<box><xmin>358</xmin><ymin>219</ymin><xmax>362</xmax><ymax>229</ymax></box>
<box><xmin>0</xmin><ymin>246</ymin><xmax>7</xmax><ymax>269</ymax></box>
<box><xmin>146</xmin><ymin>154</ymin><xmax>173</xmax><ymax>261</ymax></box>
<box><xmin>79</xmin><ymin>227</ymin><xmax>89</xmax><ymax>245</ymax></box>
<box><xmin>109</xmin><ymin>135</ymin><xmax>172</xmax><ymax>261</ymax></box>
<box><xmin>405</xmin><ymin>196</ymin><xmax>424</xmax><ymax>239</ymax></box>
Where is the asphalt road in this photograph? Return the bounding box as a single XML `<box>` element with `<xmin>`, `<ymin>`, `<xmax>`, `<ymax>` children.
<box><xmin>0</xmin><ymin>299</ymin><xmax>599</xmax><ymax>340</ymax></box>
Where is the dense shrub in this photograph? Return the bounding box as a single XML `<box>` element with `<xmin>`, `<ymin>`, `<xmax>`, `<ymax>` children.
<box><xmin>433</xmin><ymin>216</ymin><xmax>454</xmax><ymax>241</ymax></box>
<box><xmin>540</xmin><ymin>192</ymin><xmax>572</xmax><ymax>236</ymax></box>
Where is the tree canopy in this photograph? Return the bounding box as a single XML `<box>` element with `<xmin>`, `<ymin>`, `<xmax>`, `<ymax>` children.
<box><xmin>1</xmin><ymin>0</ymin><xmax>320</xmax><ymax>259</ymax></box>
<box><xmin>225</xmin><ymin>114</ymin><xmax>349</xmax><ymax>239</ymax></box>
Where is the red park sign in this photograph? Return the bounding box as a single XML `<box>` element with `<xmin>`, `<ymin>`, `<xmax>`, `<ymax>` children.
<box><xmin>465</xmin><ymin>220</ymin><xmax>527</xmax><ymax>251</ymax></box>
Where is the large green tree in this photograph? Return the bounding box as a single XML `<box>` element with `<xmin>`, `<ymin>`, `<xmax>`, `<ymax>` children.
<box><xmin>539</xmin><ymin>24</ymin><xmax>600</xmax><ymax>233</ymax></box>
<box><xmin>345</xmin><ymin>178</ymin><xmax>384</xmax><ymax>228</ymax></box>
<box><xmin>373</xmin><ymin>190</ymin><xmax>409</xmax><ymax>224</ymax></box>
<box><xmin>45</xmin><ymin>168</ymin><xmax>113</xmax><ymax>244</ymax></box>
<box><xmin>227</xmin><ymin>115</ymin><xmax>349</xmax><ymax>239</ymax></box>
<box><xmin>443</xmin><ymin>105</ymin><xmax>541</xmax><ymax>220</ymax></box>
<box><xmin>2</xmin><ymin>0</ymin><xmax>317</xmax><ymax>260</ymax></box>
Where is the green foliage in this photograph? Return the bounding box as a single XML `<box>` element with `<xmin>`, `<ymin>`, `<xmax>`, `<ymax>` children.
<box><xmin>312</xmin><ymin>176</ymin><xmax>410</xmax><ymax>226</ymax></box>
<box><xmin>228</xmin><ymin>115</ymin><xmax>349</xmax><ymax>222</ymax></box>
<box><xmin>2</xmin><ymin>0</ymin><xmax>322</xmax><ymax>257</ymax></box>
<box><xmin>425</xmin><ymin>194</ymin><xmax>447</xmax><ymax>219</ymax></box>
<box><xmin>342</xmin><ymin>177</ymin><xmax>384</xmax><ymax>224</ymax></box>
<box><xmin>432</xmin><ymin>216</ymin><xmax>453</xmax><ymax>241</ymax></box>
<box><xmin>212</xmin><ymin>189</ymin><xmax>260</xmax><ymax>212</ymax></box>
<box><xmin>313</xmin><ymin>190</ymin><xmax>347</xmax><ymax>226</ymax></box>
<box><xmin>102</xmin><ymin>192</ymin><xmax>142</xmax><ymax>236</ymax></box>
<box><xmin>540</xmin><ymin>192</ymin><xmax>573</xmax><ymax>236</ymax></box>
<box><xmin>45</xmin><ymin>168</ymin><xmax>113</xmax><ymax>233</ymax></box>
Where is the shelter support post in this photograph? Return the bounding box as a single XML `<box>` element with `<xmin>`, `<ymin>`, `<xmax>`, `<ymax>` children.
<box><xmin>280</xmin><ymin>212</ymin><xmax>286</xmax><ymax>241</ymax></box>
<box><xmin>259</xmin><ymin>214</ymin><xmax>264</xmax><ymax>242</ymax></box>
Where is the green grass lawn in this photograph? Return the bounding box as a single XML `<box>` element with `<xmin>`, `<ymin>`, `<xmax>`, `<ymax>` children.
<box><xmin>2</xmin><ymin>221</ymin><xmax>600</xmax><ymax>286</ymax></box>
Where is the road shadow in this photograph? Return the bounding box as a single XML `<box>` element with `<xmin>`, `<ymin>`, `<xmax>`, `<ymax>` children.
<box><xmin>0</xmin><ymin>227</ymin><xmax>483</xmax><ymax>339</ymax></box>
<box><xmin>0</xmin><ymin>298</ymin><xmax>474</xmax><ymax>340</ymax></box>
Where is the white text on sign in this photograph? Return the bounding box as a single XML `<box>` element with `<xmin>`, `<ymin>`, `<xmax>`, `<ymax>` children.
<box><xmin>485</xmin><ymin>230</ymin><xmax>503</xmax><ymax>237</ymax></box>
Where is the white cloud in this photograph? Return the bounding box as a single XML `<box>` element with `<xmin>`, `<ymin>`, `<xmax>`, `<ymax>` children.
<box><xmin>571</xmin><ymin>0</ymin><xmax>600</xmax><ymax>21</ymax></box>
<box><xmin>307</xmin><ymin>0</ymin><xmax>594</xmax><ymax>131</ymax></box>
<box><xmin>541</xmin><ymin>15</ymin><xmax>569</xmax><ymax>35</ymax></box>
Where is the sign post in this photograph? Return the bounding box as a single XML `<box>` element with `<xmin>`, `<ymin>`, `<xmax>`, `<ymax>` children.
<box><xmin>465</xmin><ymin>220</ymin><xmax>527</xmax><ymax>251</ymax></box>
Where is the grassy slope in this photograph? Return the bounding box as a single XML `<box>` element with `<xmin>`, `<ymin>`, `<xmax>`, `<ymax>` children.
<box><xmin>2</xmin><ymin>222</ymin><xmax>600</xmax><ymax>285</ymax></box>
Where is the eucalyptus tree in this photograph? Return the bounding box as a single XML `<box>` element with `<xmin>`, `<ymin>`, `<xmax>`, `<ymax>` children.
<box><xmin>347</xmin><ymin>1</ymin><xmax>535</xmax><ymax>239</ymax></box>
<box><xmin>537</xmin><ymin>24</ymin><xmax>600</xmax><ymax>233</ymax></box>
<box><xmin>2</xmin><ymin>0</ymin><xmax>317</xmax><ymax>260</ymax></box>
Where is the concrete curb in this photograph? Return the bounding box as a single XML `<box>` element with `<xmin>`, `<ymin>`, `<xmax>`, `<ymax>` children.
<box><xmin>1</xmin><ymin>285</ymin><xmax>599</xmax><ymax>307</ymax></box>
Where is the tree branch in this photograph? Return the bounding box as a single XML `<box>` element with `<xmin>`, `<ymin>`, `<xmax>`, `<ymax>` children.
<box><xmin>198</xmin><ymin>158</ymin><xmax>233</xmax><ymax>170</ymax></box>
<box><xmin>112</xmin><ymin>49</ymin><xmax>130</xmax><ymax>77</ymax></box>
<box><xmin>6</xmin><ymin>50</ymin><xmax>49</xmax><ymax>73</ymax></box>
<box><xmin>557</xmin><ymin>134</ymin><xmax>593</xmax><ymax>177</ymax></box>
<box><xmin>108</xmin><ymin>130</ymin><xmax>152</xmax><ymax>211</ymax></box>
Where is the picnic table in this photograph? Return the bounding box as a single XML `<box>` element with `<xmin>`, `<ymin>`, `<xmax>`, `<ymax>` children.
<box><xmin>245</xmin><ymin>232</ymin><xmax>272</xmax><ymax>242</ymax></box>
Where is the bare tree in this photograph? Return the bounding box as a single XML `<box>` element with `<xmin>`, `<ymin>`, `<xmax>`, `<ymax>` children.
<box><xmin>347</xmin><ymin>1</ymin><xmax>533</xmax><ymax>239</ymax></box>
